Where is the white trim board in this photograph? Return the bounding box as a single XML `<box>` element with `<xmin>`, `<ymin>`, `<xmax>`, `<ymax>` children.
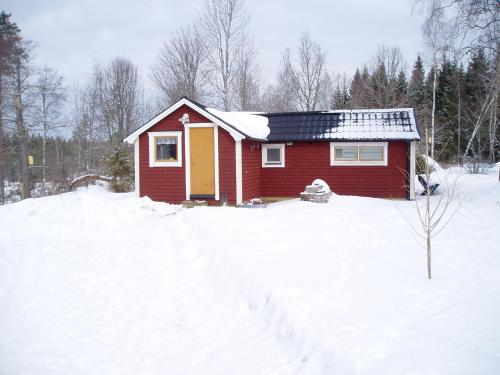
<box><xmin>330</xmin><ymin>142</ymin><xmax>388</xmax><ymax>166</ymax></box>
<box><xmin>148</xmin><ymin>131</ymin><xmax>183</xmax><ymax>167</ymax></box>
<box><xmin>409</xmin><ymin>141</ymin><xmax>416</xmax><ymax>200</ymax></box>
<box><xmin>262</xmin><ymin>143</ymin><xmax>286</xmax><ymax>168</ymax></box>
<box><xmin>235</xmin><ymin>140</ymin><xmax>243</xmax><ymax>205</ymax></box>
<box><xmin>184</xmin><ymin>123</ymin><xmax>219</xmax><ymax>201</ymax></box>
<box><xmin>184</xmin><ymin>126</ymin><xmax>191</xmax><ymax>200</ymax></box>
<box><xmin>134</xmin><ymin>139</ymin><xmax>140</xmax><ymax>197</ymax></box>
<box><xmin>123</xmin><ymin>97</ymin><xmax>248</xmax><ymax>144</ymax></box>
<box><xmin>214</xmin><ymin>126</ymin><xmax>220</xmax><ymax>201</ymax></box>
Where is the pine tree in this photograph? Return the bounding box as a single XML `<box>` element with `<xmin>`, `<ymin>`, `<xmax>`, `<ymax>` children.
<box><xmin>396</xmin><ymin>70</ymin><xmax>408</xmax><ymax>106</ymax></box>
<box><xmin>0</xmin><ymin>12</ymin><xmax>20</xmax><ymax>204</ymax></box>
<box><xmin>463</xmin><ymin>48</ymin><xmax>491</xmax><ymax>158</ymax></box>
<box><xmin>370</xmin><ymin>62</ymin><xmax>388</xmax><ymax>107</ymax></box>
<box><xmin>104</xmin><ymin>145</ymin><xmax>133</xmax><ymax>193</ymax></box>
<box><xmin>435</xmin><ymin>56</ymin><xmax>459</xmax><ymax>161</ymax></box>
<box><xmin>408</xmin><ymin>55</ymin><xmax>427</xmax><ymax>113</ymax></box>
<box><xmin>331</xmin><ymin>81</ymin><xmax>350</xmax><ymax>109</ymax></box>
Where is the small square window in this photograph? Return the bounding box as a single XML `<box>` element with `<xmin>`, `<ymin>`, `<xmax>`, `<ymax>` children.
<box><xmin>335</xmin><ymin>146</ymin><xmax>357</xmax><ymax>161</ymax></box>
<box><xmin>262</xmin><ymin>144</ymin><xmax>285</xmax><ymax>167</ymax></box>
<box><xmin>155</xmin><ymin>136</ymin><xmax>177</xmax><ymax>162</ymax></box>
<box><xmin>266</xmin><ymin>148</ymin><xmax>281</xmax><ymax>163</ymax></box>
<box><xmin>148</xmin><ymin>131</ymin><xmax>182</xmax><ymax>167</ymax></box>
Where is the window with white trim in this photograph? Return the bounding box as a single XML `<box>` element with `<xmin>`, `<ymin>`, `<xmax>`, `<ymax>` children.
<box><xmin>330</xmin><ymin>142</ymin><xmax>387</xmax><ymax>166</ymax></box>
<box><xmin>148</xmin><ymin>131</ymin><xmax>182</xmax><ymax>167</ymax></box>
<box><xmin>262</xmin><ymin>144</ymin><xmax>285</xmax><ymax>167</ymax></box>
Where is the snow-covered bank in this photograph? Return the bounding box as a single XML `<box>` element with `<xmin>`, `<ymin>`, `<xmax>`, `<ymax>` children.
<box><xmin>1</xmin><ymin>174</ymin><xmax>499</xmax><ymax>374</ymax></box>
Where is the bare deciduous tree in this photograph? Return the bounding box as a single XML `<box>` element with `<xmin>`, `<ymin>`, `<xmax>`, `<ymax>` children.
<box><xmin>278</xmin><ymin>32</ymin><xmax>330</xmax><ymax>111</ymax></box>
<box><xmin>200</xmin><ymin>0</ymin><xmax>249</xmax><ymax>110</ymax></box>
<box><xmin>98</xmin><ymin>58</ymin><xmax>144</xmax><ymax>143</ymax></box>
<box><xmin>233</xmin><ymin>41</ymin><xmax>261</xmax><ymax>111</ymax></box>
<box><xmin>417</xmin><ymin>0</ymin><xmax>499</xmax><ymax>54</ymax></box>
<box><xmin>401</xmin><ymin>126</ymin><xmax>462</xmax><ymax>279</ymax></box>
<box><xmin>151</xmin><ymin>25</ymin><xmax>208</xmax><ymax>106</ymax></box>
<box><xmin>33</xmin><ymin>66</ymin><xmax>65</xmax><ymax>189</ymax></box>
<box><xmin>70</xmin><ymin>58</ymin><xmax>147</xmax><ymax>175</ymax></box>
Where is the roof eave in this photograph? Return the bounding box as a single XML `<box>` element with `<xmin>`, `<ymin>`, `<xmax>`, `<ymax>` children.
<box><xmin>122</xmin><ymin>97</ymin><xmax>248</xmax><ymax>144</ymax></box>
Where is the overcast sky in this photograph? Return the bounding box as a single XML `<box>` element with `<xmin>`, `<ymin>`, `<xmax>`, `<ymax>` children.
<box><xmin>3</xmin><ymin>0</ymin><xmax>427</xmax><ymax>93</ymax></box>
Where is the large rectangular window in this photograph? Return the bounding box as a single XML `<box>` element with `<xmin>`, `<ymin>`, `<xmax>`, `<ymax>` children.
<box><xmin>148</xmin><ymin>131</ymin><xmax>182</xmax><ymax>167</ymax></box>
<box><xmin>262</xmin><ymin>144</ymin><xmax>285</xmax><ymax>167</ymax></box>
<box><xmin>330</xmin><ymin>142</ymin><xmax>387</xmax><ymax>166</ymax></box>
<box><xmin>359</xmin><ymin>145</ymin><xmax>384</xmax><ymax>161</ymax></box>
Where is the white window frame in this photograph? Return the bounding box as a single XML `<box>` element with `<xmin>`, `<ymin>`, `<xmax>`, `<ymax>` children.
<box><xmin>262</xmin><ymin>143</ymin><xmax>285</xmax><ymax>168</ymax></box>
<box><xmin>330</xmin><ymin>142</ymin><xmax>388</xmax><ymax>166</ymax></box>
<box><xmin>148</xmin><ymin>131</ymin><xmax>183</xmax><ymax>167</ymax></box>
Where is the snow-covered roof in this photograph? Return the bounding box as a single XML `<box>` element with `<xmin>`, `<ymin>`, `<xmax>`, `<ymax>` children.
<box><xmin>264</xmin><ymin>108</ymin><xmax>421</xmax><ymax>142</ymax></box>
<box><xmin>123</xmin><ymin>97</ymin><xmax>269</xmax><ymax>144</ymax></box>
<box><xmin>123</xmin><ymin>98</ymin><xmax>419</xmax><ymax>144</ymax></box>
<box><xmin>206</xmin><ymin>108</ymin><xmax>270</xmax><ymax>140</ymax></box>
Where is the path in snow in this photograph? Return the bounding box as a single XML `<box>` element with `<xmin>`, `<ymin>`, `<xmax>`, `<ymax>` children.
<box><xmin>1</xmin><ymin>171</ymin><xmax>499</xmax><ymax>374</ymax></box>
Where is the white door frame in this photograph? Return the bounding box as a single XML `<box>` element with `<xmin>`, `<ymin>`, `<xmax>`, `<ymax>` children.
<box><xmin>184</xmin><ymin>123</ymin><xmax>219</xmax><ymax>201</ymax></box>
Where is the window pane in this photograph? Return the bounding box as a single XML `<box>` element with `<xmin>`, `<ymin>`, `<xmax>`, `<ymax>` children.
<box><xmin>359</xmin><ymin>146</ymin><xmax>384</xmax><ymax>161</ymax></box>
<box><xmin>156</xmin><ymin>137</ymin><xmax>177</xmax><ymax>161</ymax></box>
<box><xmin>335</xmin><ymin>146</ymin><xmax>357</xmax><ymax>160</ymax></box>
<box><xmin>266</xmin><ymin>148</ymin><xmax>281</xmax><ymax>163</ymax></box>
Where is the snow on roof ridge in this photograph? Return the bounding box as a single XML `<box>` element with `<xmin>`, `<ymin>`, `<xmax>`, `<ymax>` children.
<box><xmin>325</xmin><ymin>108</ymin><xmax>415</xmax><ymax>113</ymax></box>
<box><xmin>205</xmin><ymin>108</ymin><xmax>270</xmax><ymax>140</ymax></box>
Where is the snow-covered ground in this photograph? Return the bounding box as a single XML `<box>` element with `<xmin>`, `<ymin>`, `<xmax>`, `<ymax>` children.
<box><xmin>1</xmin><ymin>169</ymin><xmax>499</xmax><ymax>375</ymax></box>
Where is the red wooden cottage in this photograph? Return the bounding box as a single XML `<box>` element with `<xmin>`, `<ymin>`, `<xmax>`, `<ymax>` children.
<box><xmin>123</xmin><ymin>97</ymin><xmax>421</xmax><ymax>205</ymax></box>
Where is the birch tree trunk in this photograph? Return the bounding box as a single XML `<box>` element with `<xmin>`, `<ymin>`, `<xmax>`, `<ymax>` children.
<box><xmin>0</xmin><ymin>74</ymin><xmax>5</xmax><ymax>204</ymax></box>
<box><xmin>488</xmin><ymin>90</ymin><xmax>497</xmax><ymax>163</ymax></box>
<box><xmin>425</xmin><ymin>126</ymin><xmax>432</xmax><ymax>279</ymax></box>
<box><xmin>431</xmin><ymin>62</ymin><xmax>437</xmax><ymax>160</ymax></box>
<box><xmin>15</xmin><ymin>93</ymin><xmax>30</xmax><ymax>199</ymax></box>
<box><xmin>457</xmin><ymin>81</ymin><xmax>461</xmax><ymax>163</ymax></box>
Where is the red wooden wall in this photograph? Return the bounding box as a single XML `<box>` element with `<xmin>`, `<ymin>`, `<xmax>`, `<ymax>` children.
<box><xmin>218</xmin><ymin>127</ymin><xmax>236</xmax><ymax>204</ymax></box>
<box><xmin>138</xmin><ymin>105</ymin><xmax>409</xmax><ymax>204</ymax></box>
<box><xmin>242</xmin><ymin>140</ymin><xmax>262</xmax><ymax>202</ymax></box>
<box><xmin>138</xmin><ymin>105</ymin><xmax>237</xmax><ymax>204</ymax></box>
<box><xmin>259</xmin><ymin>141</ymin><xmax>409</xmax><ymax>199</ymax></box>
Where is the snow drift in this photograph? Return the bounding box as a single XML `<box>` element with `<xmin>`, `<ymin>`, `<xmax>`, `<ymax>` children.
<box><xmin>1</xmin><ymin>172</ymin><xmax>499</xmax><ymax>374</ymax></box>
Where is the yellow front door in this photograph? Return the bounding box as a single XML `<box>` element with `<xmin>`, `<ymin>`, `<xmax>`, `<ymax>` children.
<box><xmin>190</xmin><ymin>127</ymin><xmax>215</xmax><ymax>196</ymax></box>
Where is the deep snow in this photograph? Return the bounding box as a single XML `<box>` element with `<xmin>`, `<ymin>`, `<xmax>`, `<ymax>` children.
<box><xmin>0</xmin><ymin>170</ymin><xmax>499</xmax><ymax>374</ymax></box>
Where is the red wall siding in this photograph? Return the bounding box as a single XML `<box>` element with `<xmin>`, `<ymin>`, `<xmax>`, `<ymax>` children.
<box><xmin>242</xmin><ymin>140</ymin><xmax>262</xmax><ymax>202</ymax></box>
<box><xmin>218</xmin><ymin>127</ymin><xmax>236</xmax><ymax>204</ymax></box>
<box><xmin>261</xmin><ymin>141</ymin><xmax>409</xmax><ymax>199</ymax></box>
<box><xmin>139</xmin><ymin>105</ymin><xmax>238</xmax><ymax>204</ymax></box>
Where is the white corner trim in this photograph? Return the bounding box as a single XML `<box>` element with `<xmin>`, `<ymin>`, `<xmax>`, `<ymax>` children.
<box><xmin>184</xmin><ymin>126</ymin><xmax>191</xmax><ymax>200</ymax></box>
<box><xmin>148</xmin><ymin>131</ymin><xmax>183</xmax><ymax>167</ymax></box>
<box><xmin>262</xmin><ymin>143</ymin><xmax>285</xmax><ymax>168</ymax></box>
<box><xmin>330</xmin><ymin>142</ymin><xmax>388</xmax><ymax>166</ymax></box>
<box><xmin>235</xmin><ymin>140</ymin><xmax>243</xmax><ymax>205</ymax></box>
<box><xmin>134</xmin><ymin>138</ymin><xmax>140</xmax><ymax>197</ymax></box>
<box><xmin>214</xmin><ymin>126</ymin><xmax>220</xmax><ymax>201</ymax></box>
<box><xmin>409</xmin><ymin>141</ymin><xmax>416</xmax><ymax>200</ymax></box>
